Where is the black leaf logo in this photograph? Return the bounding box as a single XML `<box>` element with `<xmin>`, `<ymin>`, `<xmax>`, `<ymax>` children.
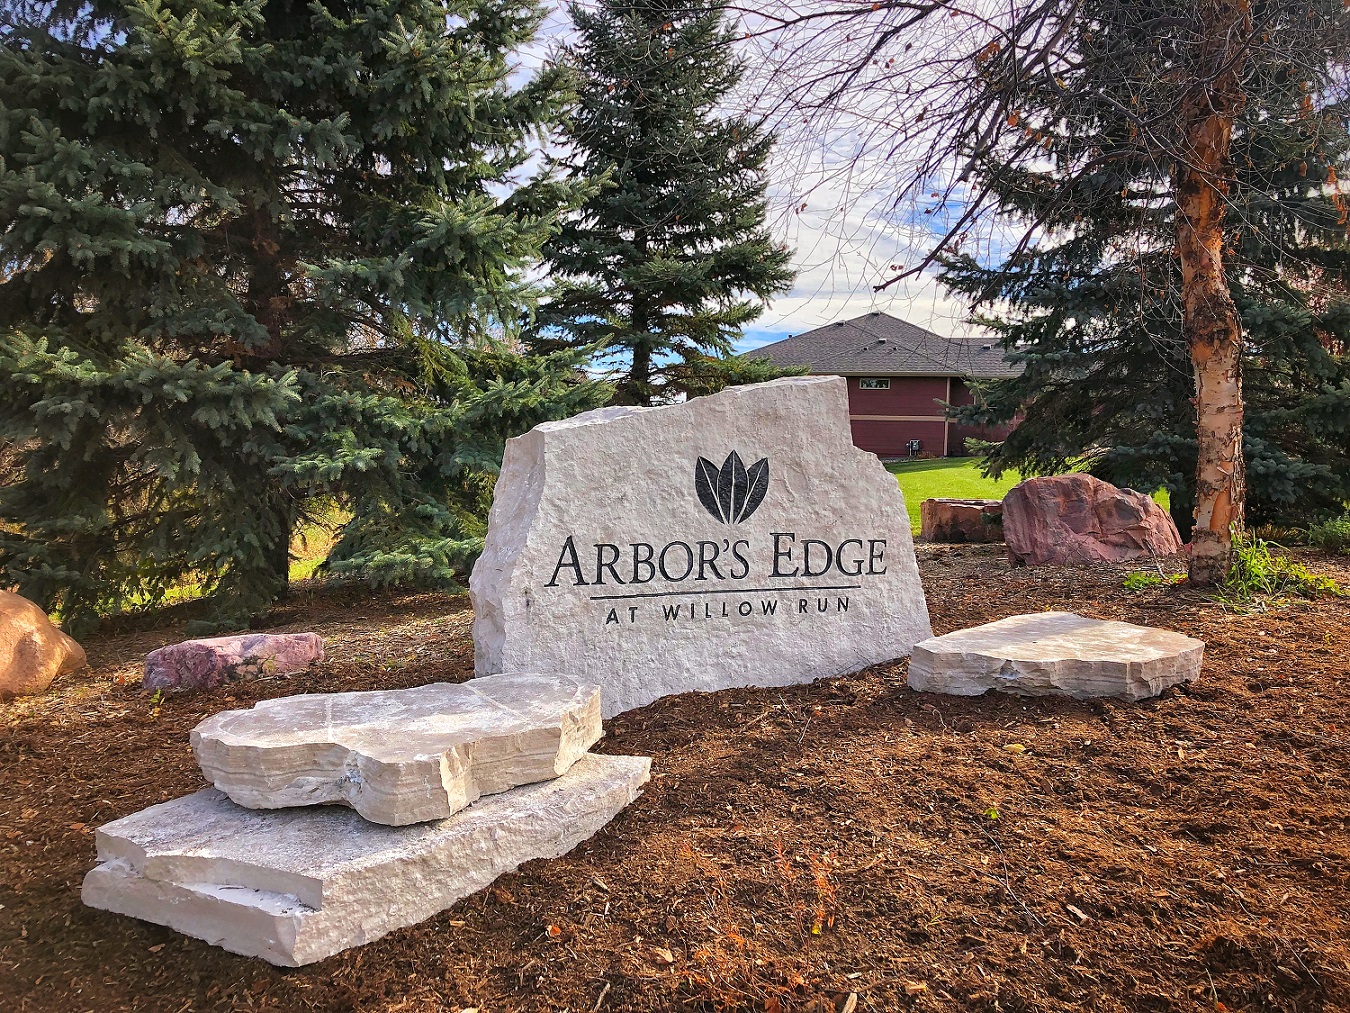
<box><xmin>695</xmin><ymin>451</ymin><xmax>769</xmax><ymax>524</ymax></box>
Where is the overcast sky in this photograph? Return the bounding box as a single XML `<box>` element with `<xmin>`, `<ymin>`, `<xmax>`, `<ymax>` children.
<box><xmin>740</xmin><ymin>178</ymin><xmax>978</xmax><ymax>352</ymax></box>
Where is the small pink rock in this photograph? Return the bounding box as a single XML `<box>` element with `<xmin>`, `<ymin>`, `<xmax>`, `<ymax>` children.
<box><xmin>920</xmin><ymin>498</ymin><xmax>1004</xmax><ymax>543</ymax></box>
<box><xmin>143</xmin><ymin>633</ymin><xmax>324</xmax><ymax>693</ymax></box>
<box><xmin>1002</xmin><ymin>474</ymin><xmax>1183</xmax><ymax>566</ymax></box>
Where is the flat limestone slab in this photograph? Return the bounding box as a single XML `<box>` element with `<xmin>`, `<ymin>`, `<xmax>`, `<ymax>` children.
<box><xmin>82</xmin><ymin>753</ymin><xmax>650</xmax><ymax>966</ymax></box>
<box><xmin>908</xmin><ymin>612</ymin><xmax>1204</xmax><ymax>701</ymax></box>
<box><xmin>191</xmin><ymin>673</ymin><xmax>603</xmax><ymax>826</ymax></box>
<box><xmin>471</xmin><ymin>376</ymin><xmax>932</xmax><ymax>717</ymax></box>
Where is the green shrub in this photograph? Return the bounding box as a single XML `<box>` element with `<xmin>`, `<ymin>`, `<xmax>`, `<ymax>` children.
<box><xmin>1250</xmin><ymin>524</ymin><xmax>1308</xmax><ymax>545</ymax></box>
<box><xmin>1214</xmin><ymin>533</ymin><xmax>1344</xmax><ymax>608</ymax></box>
<box><xmin>1123</xmin><ymin>571</ymin><xmax>1162</xmax><ymax>590</ymax></box>
<box><xmin>1124</xmin><ymin>571</ymin><xmax>1183</xmax><ymax>591</ymax></box>
<box><xmin>1308</xmin><ymin>514</ymin><xmax>1350</xmax><ymax>555</ymax></box>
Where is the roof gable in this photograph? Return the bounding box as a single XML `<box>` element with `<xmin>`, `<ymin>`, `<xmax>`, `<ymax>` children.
<box><xmin>752</xmin><ymin>312</ymin><xmax>1019</xmax><ymax>379</ymax></box>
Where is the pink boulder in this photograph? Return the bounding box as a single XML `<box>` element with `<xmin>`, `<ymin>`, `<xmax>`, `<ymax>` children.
<box><xmin>920</xmin><ymin>498</ymin><xmax>1004</xmax><ymax>543</ymax></box>
<box><xmin>0</xmin><ymin>590</ymin><xmax>87</xmax><ymax>699</ymax></box>
<box><xmin>1002</xmin><ymin>474</ymin><xmax>1183</xmax><ymax>566</ymax></box>
<box><xmin>143</xmin><ymin>633</ymin><xmax>324</xmax><ymax>693</ymax></box>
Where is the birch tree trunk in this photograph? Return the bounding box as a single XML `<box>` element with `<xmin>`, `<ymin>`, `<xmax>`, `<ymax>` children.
<box><xmin>1175</xmin><ymin>0</ymin><xmax>1252</xmax><ymax>584</ymax></box>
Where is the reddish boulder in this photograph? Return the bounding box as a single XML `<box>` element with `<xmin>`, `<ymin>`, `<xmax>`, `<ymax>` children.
<box><xmin>144</xmin><ymin>633</ymin><xmax>324</xmax><ymax>694</ymax></box>
<box><xmin>0</xmin><ymin>590</ymin><xmax>87</xmax><ymax>699</ymax></box>
<box><xmin>1002</xmin><ymin>474</ymin><xmax>1182</xmax><ymax>566</ymax></box>
<box><xmin>920</xmin><ymin>498</ymin><xmax>1004</xmax><ymax>543</ymax></box>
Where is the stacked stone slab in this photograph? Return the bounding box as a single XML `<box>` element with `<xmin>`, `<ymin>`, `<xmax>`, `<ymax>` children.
<box><xmin>191</xmin><ymin>674</ymin><xmax>605</xmax><ymax>825</ymax></box>
<box><xmin>83</xmin><ymin>673</ymin><xmax>648</xmax><ymax>965</ymax></box>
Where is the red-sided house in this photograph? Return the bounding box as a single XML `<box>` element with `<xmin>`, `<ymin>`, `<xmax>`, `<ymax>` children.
<box><xmin>752</xmin><ymin>312</ymin><xmax>1019</xmax><ymax>458</ymax></box>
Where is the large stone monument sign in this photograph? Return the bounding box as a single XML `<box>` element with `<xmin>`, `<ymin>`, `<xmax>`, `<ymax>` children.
<box><xmin>471</xmin><ymin>376</ymin><xmax>932</xmax><ymax>716</ymax></box>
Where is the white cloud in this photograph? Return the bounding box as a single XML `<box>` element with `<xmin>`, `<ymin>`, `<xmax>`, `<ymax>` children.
<box><xmin>531</xmin><ymin>2</ymin><xmax>993</xmax><ymax>347</ymax></box>
<box><xmin>751</xmin><ymin>176</ymin><xmax>980</xmax><ymax>342</ymax></box>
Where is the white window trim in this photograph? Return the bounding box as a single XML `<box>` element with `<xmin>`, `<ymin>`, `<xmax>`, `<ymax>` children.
<box><xmin>858</xmin><ymin>377</ymin><xmax>891</xmax><ymax>390</ymax></box>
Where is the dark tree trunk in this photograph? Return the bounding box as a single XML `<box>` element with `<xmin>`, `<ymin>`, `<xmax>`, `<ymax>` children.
<box><xmin>240</xmin><ymin>201</ymin><xmax>293</xmax><ymax>362</ymax></box>
<box><xmin>1169</xmin><ymin>482</ymin><xmax>1196</xmax><ymax>544</ymax></box>
<box><xmin>625</xmin><ymin>288</ymin><xmax>655</xmax><ymax>406</ymax></box>
<box><xmin>268</xmin><ymin>496</ymin><xmax>294</xmax><ymax>601</ymax></box>
<box><xmin>628</xmin><ymin>341</ymin><xmax>653</xmax><ymax>406</ymax></box>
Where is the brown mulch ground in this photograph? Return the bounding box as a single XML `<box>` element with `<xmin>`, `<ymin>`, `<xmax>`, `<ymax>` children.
<box><xmin>2</xmin><ymin>547</ymin><xmax>1348</xmax><ymax>1013</ymax></box>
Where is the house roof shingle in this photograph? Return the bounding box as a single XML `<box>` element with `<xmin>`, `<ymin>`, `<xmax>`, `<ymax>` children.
<box><xmin>751</xmin><ymin>312</ymin><xmax>1019</xmax><ymax>380</ymax></box>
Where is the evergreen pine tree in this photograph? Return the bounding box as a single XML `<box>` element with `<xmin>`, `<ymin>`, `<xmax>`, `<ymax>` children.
<box><xmin>0</xmin><ymin>0</ymin><xmax>606</xmax><ymax>633</ymax></box>
<box><xmin>533</xmin><ymin>0</ymin><xmax>795</xmax><ymax>405</ymax></box>
<box><xmin>940</xmin><ymin>4</ymin><xmax>1350</xmax><ymax>538</ymax></box>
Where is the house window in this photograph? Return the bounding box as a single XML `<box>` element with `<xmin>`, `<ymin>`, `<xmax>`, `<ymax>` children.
<box><xmin>858</xmin><ymin>378</ymin><xmax>891</xmax><ymax>390</ymax></box>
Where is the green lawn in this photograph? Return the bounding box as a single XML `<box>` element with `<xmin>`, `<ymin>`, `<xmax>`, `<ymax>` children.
<box><xmin>886</xmin><ymin>457</ymin><xmax>1170</xmax><ymax>534</ymax></box>
<box><xmin>886</xmin><ymin>458</ymin><xmax>1024</xmax><ymax>533</ymax></box>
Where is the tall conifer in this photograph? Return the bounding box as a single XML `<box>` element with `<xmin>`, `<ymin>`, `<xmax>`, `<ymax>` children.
<box><xmin>940</xmin><ymin>6</ymin><xmax>1350</xmax><ymax>537</ymax></box>
<box><xmin>535</xmin><ymin>0</ymin><xmax>795</xmax><ymax>405</ymax></box>
<box><xmin>0</xmin><ymin>1</ymin><xmax>606</xmax><ymax>632</ymax></box>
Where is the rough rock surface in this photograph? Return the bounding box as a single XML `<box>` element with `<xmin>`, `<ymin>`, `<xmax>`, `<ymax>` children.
<box><xmin>908</xmin><ymin>611</ymin><xmax>1204</xmax><ymax>701</ymax></box>
<box><xmin>82</xmin><ymin>752</ymin><xmax>650</xmax><ymax>966</ymax></box>
<box><xmin>1002</xmin><ymin>474</ymin><xmax>1183</xmax><ymax>566</ymax></box>
<box><xmin>143</xmin><ymin>633</ymin><xmax>324</xmax><ymax>693</ymax></box>
<box><xmin>471</xmin><ymin>376</ymin><xmax>932</xmax><ymax>717</ymax></box>
<box><xmin>191</xmin><ymin>674</ymin><xmax>603</xmax><ymax>825</ymax></box>
<box><xmin>920</xmin><ymin>498</ymin><xmax>1004</xmax><ymax>543</ymax></box>
<box><xmin>0</xmin><ymin>590</ymin><xmax>87</xmax><ymax>699</ymax></box>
